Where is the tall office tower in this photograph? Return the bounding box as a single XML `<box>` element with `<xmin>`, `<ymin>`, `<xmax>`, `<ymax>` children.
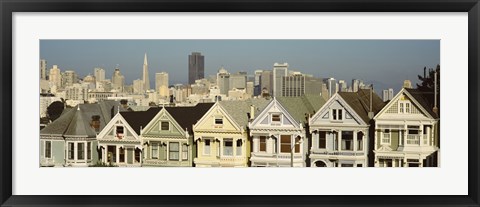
<box><xmin>112</xmin><ymin>66</ymin><xmax>125</xmax><ymax>91</ymax></box>
<box><xmin>216</xmin><ymin>67</ymin><xmax>230</xmax><ymax>95</ymax></box>
<box><xmin>188</xmin><ymin>52</ymin><xmax>205</xmax><ymax>84</ymax></box>
<box><xmin>246</xmin><ymin>81</ymin><xmax>254</xmax><ymax>97</ymax></box>
<box><xmin>229</xmin><ymin>72</ymin><xmax>247</xmax><ymax>90</ymax></box>
<box><xmin>40</xmin><ymin>59</ymin><xmax>47</xmax><ymax>80</ymax></box>
<box><xmin>281</xmin><ymin>72</ymin><xmax>305</xmax><ymax>97</ymax></box>
<box><xmin>156</xmin><ymin>72</ymin><xmax>169</xmax><ymax>98</ymax></box>
<box><xmin>325</xmin><ymin>77</ymin><xmax>338</xmax><ymax>98</ymax></box>
<box><xmin>273</xmin><ymin>63</ymin><xmax>288</xmax><ymax>97</ymax></box>
<box><xmin>338</xmin><ymin>80</ymin><xmax>347</xmax><ymax>92</ymax></box>
<box><xmin>382</xmin><ymin>88</ymin><xmax>395</xmax><ymax>102</ymax></box>
<box><xmin>133</xmin><ymin>79</ymin><xmax>144</xmax><ymax>94</ymax></box>
<box><xmin>351</xmin><ymin>79</ymin><xmax>360</xmax><ymax>92</ymax></box>
<box><xmin>388</xmin><ymin>88</ymin><xmax>394</xmax><ymax>100</ymax></box>
<box><xmin>94</xmin><ymin>67</ymin><xmax>105</xmax><ymax>82</ymax></box>
<box><xmin>143</xmin><ymin>53</ymin><xmax>150</xmax><ymax>91</ymax></box>
<box><xmin>260</xmin><ymin>70</ymin><xmax>273</xmax><ymax>96</ymax></box>
<box><xmin>49</xmin><ymin>65</ymin><xmax>62</xmax><ymax>88</ymax></box>
<box><xmin>63</xmin><ymin>70</ymin><xmax>77</xmax><ymax>87</ymax></box>
<box><xmin>403</xmin><ymin>80</ymin><xmax>413</xmax><ymax>89</ymax></box>
<box><xmin>254</xmin><ymin>70</ymin><xmax>263</xmax><ymax>96</ymax></box>
<box><xmin>304</xmin><ymin>76</ymin><xmax>323</xmax><ymax>96</ymax></box>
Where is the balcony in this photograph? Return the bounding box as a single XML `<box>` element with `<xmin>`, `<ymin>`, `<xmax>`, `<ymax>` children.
<box><xmin>406</xmin><ymin>134</ymin><xmax>421</xmax><ymax>145</ymax></box>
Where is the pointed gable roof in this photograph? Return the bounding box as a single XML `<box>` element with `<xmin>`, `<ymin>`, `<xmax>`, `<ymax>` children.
<box><xmin>276</xmin><ymin>95</ymin><xmax>326</xmax><ymax>124</ymax></box>
<box><xmin>165</xmin><ymin>103</ymin><xmax>214</xmax><ymax>133</ymax></box>
<box><xmin>219</xmin><ymin>98</ymin><xmax>270</xmax><ymax>127</ymax></box>
<box><xmin>405</xmin><ymin>88</ymin><xmax>438</xmax><ymax>118</ymax></box>
<box><xmin>338</xmin><ymin>89</ymin><xmax>386</xmax><ymax>124</ymax></box>
<box><xmin>40</xmin><ymin>101</ymin><xmax>123</xmax><ymax>138</ymax></box>
<box><xmin>120</xmin><ymin>107</ymin><xmax>161</xmax><ymax>135</ymax></box>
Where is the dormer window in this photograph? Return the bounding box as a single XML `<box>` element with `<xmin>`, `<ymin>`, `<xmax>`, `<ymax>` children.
<box><xmin>214</xmin><ymin>117</ymin><xmax>223</xmax><ymax>125</ymax></box>
<box><xmin>399</xmin><ymin>101</ymin><xmax>411</xmax><ymax>114</ymax></box>
<box><xmin>160</xmin><ymin>121</ymin><xmax>169</xmax><ymax>131</ymax></box>
<box><xmin>332</xmin><ymin>109</ymin><xmax>343</xmax><ymax>121</ymax></box>
<box><xmin>116</xmin><ymin>126</ymin><xmax>124</xmax><ymax>139</ymax></box>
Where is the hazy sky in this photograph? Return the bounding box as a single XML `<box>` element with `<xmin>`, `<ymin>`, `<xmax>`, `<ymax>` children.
<box><xmin>40</xmin><ymin>40</ymin><xmax>440</xmax><ymax>93</ymax></box>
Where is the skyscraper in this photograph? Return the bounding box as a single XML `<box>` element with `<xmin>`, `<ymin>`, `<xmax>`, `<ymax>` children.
<box><xmin>188</xmin><ymin>52</ymin><xmax>205</xmax><ymax>84</ymax></box>
<box><xmin>382</xmin><ymin>88</ymin><xmax>394</xmax><ymax>102</ymax></box>
<box><xmin>352</xmin><ymin>79</ymin><xmax>360</xmax><ymax>92</ymax></box>
<box><xmin>273</xmin><ymin>63</ymin><xmax>288</xmax><ymax>97</ymax></box>
<box><xmin>49</xmin><ymin>65</ymin><xmax>62</xmax><ymax>89</ymax></box>
<box><xmin>63</xmin><ymin>70</ymin><xmax>77</xmax><ymax>87</ymax></box>
<box><xmin>281</xmin><ymin>72</ymin><xmax>305</xmax><ymax>97</ymax></box>
<box><xmin>112</xmin><ymin>66</ymin><xmax>125</xmax><ymax>91</ymax></box>
<box><xmin>143</xmin><ymin>53</ymin><xmax>150</xmax><ymax>91</ymax></box>
<box><xmin>217</xmin><ymin>67</ymin><xmax>230</xmax><ymax>95</ymax></box>
<box><xmin>155</xmin><ymin>72</ymin><xmax>169</xmax><ymax>98</ymax></box>
<box><xmin>40</xmin><ymin>59</ymin><xmax>47</xmax><ymax>80</ymax></box>
<box><xmin>94</xmin><ymin>67</ymin><xmax>105</xmax><ymax>82</ymax></box>
<box><xmin>260</xmin><ymin>70</ymin><xmax>273</xmax><ymax>96</ymax></box>
<box><xmin>325</xmin><ymin>77</ymin><xmax>338</xmax><ymax>98</ymax></box>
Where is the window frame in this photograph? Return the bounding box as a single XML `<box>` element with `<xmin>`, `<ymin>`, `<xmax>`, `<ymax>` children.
<box><xmin>280</xmin><ymin>135</ymin><xmax>291</xmax><ymax>153</ymax></box>
<box><xmin>271</xmin><ymin>113</ymin><xmax>281</xmax><ymax>124</ymax></box>
<box><xmin>182</xmin><ymin>144</ymin><xmax>188</xmax><ymax>161</ymax></box>
<box><xmin>151</xmin><ymin>143</ymin><xmax>159</xmax><ymax>159</ymax></box>
<box><xmin>45</xmin><ymin>140</ymin><xmax>52</xmax><ymax>159</ymax></box>
<box><xmin>381</xmin><ymin>129</ymin><xmax>392</xmax><ymax>145</ymax></box>
<box><xmin>223</xmin><ymin>138</ymin><xmax>234</xmax><ymax>156</ymax></box>
<box><xmin>77</xmin><ymin>142</ymin><xmax>85</xmax><ymax>160</ymax></box>
<box><xmin>169</xmin><ymin>142</ymin><xmax>180</xmax><ymax>161</ymax></box>
<box><xmin>68</xmin><ymin>142</ymin><xmax>75</xmax><ymax>160</ymax></box>
<box><xmin>203</xmin><ymin>139</ymin><xmax>211</xmax><ymax>155</ymax></box>
<box><xmin>332</xmin><ymin>109</ymin><xmax>343</xmax><ymax>121</ymax></box>
<box><xmin>318</xmin><ymin>131</ymin><xmax>326</xmax><ymax>149</ymax></box>
<box><xmin>259</xmin><ymin>136</ymin><xmax>267</xmax><ymax>152</ymax></box>
<box><xmin>160</xmin><ymin>121</ymin><xmax>170</xmax><ymax>131</ymax></box>
<box><xmin>398</xmin><ymin>100</ymin><xmax>411</xmax><ymax>114</ymax></box>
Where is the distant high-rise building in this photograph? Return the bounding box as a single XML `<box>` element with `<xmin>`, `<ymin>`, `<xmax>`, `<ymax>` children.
<box><xmin>156</xmin><ymin>72</ymin><xmax>169</xmax><ymax>98</ymax></box>
<box><xmin>338</xmin><ymin>80</ymin><xmax>347</xmax><ymax>92</ymax></box>
<box><xmin>94</xmin><ymin>67</ymin><xmax>105</xmax><ymax>82</ymax></box>
<box><xmin>216</xmin><ymin>67</ymin><xmax>230</xmax><ymax>95</ymax></box>
<box><xmin>273</xmin><ymin>63</ymin><xmax>288</xmax><ymax>97</ymax></box>
<box><xmin>133</xmin><ymin>79</ymin><xmax>144</xmax><ymax>94</ymax></box>
<box><xmin>382</xmin><ymin>88</ymin><xmax>394</xmax><ymax>102</ymax></box>
<box><xmin>143</xmin><ymin>53</ymin><xmax>150</xmax><ymax>91</ymax></box>
<box><xmin>260</xmin><ymin>70</ymin><xmax>273</xmax><ymax>96</ymax></box>
<box><xmin>63</xmin><ymin>70</ymin><xmax>77</xmax><ymax>87</ymax></box>
<box><xmin>229</xmin><ymin>72</ymin><xmax>247</xmax><ymax>90</ymax></box>
<box><xmin>403</xmin><ymin>80</ymin><xmax>413</xmax><ymax>89</ymax></box>
<box><xmin>246</xmin><ymin>81</ymin><xmax>254</xmax><ymax>98</ymax></box>
<box><xmin>305</xmin><ymin>76</ymin><xmax>323</xmax><ymax>96</ymax></box>
<box><xmin>281</xmin><ymin>72</ymin><xmax>305</xmax><ymax>97</ymax></box>
<box><xmin>254</xmin><ymin>70</ymin><xmax>263</xmax><ymax>96</ymax></box>
<box><xmin>188</xmin><ymin>52</ymin><xmax>205</xmax><ymax>84</ymax></box>
<box><xmin>49</xmin><ymin>65</ymin><xmax>62</xmax><ymax>89</ymax></box>
<box><xmin>325</xmin><ymin>77</ymin><xmax>338</xmax><ymax>98</ymax></box>
<box><xmin>112</xmin><ymin>66</ymin><xmax>125</xmax><ymax>91</ymax></box>
<box><xmin>352</xmin><ymin>79</ymin><xmax>360</xmax><ymax>92</ymax></box>
<box><xmin>40</xmin><ymin>59</ymin><xmax>47</xmax><ymax>80</ymax></box>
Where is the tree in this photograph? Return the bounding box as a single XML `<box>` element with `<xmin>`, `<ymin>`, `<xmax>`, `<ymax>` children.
<box><xmin>416</xmin><ymin>64</ymin><xmax>440</xmax><ymax>111</ymax></box>
<box><xmin>47</xmin><ymin>101</ymin><xmax>65</xmax><ymax>122</ymax></box>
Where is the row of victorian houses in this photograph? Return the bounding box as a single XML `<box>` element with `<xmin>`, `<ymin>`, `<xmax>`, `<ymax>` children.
<box><xmin>40</xmin><ymin>87</ymin><xmax>440</xmax><ymax>167</ymax></box>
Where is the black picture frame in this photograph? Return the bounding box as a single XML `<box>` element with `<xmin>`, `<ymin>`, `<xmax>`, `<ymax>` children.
<box><xmin>1</xmin><ymin>0</ymin><xmax>479</xmax><ymax>206</ymax></box>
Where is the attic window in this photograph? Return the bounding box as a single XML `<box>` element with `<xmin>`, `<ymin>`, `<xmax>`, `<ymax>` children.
<box><xmin>161</xmin><ymin>121</ymin><xmax>169</xmax><ymax>131</ymax></box>
<box><xmin>399</xmin><ymin>100</ymin><xmax>411</xmax><ymax>114</ymax></box>
<box><xmin>214</xmin><ymin>118</ymin><xmax>223</xmax><ymax>125</ymax></box>
<box><xmin>116</xmin><ymin>126</ymin><xmax>124</xmax><ymax>139</ymax></box>
<box><xmin>271</xmin><ymin>114</ymin><xmax>281</xmax><ymax>122</ymax></box>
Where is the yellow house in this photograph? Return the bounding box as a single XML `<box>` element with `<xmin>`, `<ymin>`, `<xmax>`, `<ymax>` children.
<box><xmin>193</xmin><ymin>99</ymin><xmax>270</xmax><ymax>167</ymax></box>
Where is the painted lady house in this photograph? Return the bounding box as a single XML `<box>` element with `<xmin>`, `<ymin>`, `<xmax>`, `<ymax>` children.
<box><xmin>373</xmin><ymin>88</ymin><xmax>439</xmax><ymax>167</ymax></box>
<box><xmin>193</xmin><ymin>99</ymin><xmax>269</xmax><ymax>167</ymax></box>
<box><xmin>40</xmin><ymin>100</ymin><xmax>122</xmax><ymax>167</ymax></box>
<box><xmin>96</xmin><ymin>107</ymin><xmax>159</xmax><ymax>166</ymax></box>
<box><xmin>249</xmin><ymin>96</ymin><xmax>325</xmax><ymax>167</ymax></box>
<box><xmin>309</xmin><ymin>89</ymin><xmax>385</xmax><ymax>167</ymax></box>
<box><xmin>141</xmin><ymin>103</ymin><xmax>214</xmax><ymax>167</ymax></box>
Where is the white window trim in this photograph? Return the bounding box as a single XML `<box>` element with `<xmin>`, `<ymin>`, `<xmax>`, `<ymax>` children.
<box><xmin>44</xmin><ymin>140</ymin><xmax>52</xmax><ymax>159</ymax></box>
<box><xmin>151</xmin><ymin>143</ymin><xmax>159</xmax><ymax>159</ymax></box>
<box><xmin>223</xmin><ymin>138</ymin><xmax>234</xmax><ymax>157</ymax></box>
<box><xmin>381</xmin><ymin>130</ymin><xmax>392</xmax><ymax>145</ymax></box>
<box><xmin>270</xmin><ymin>113</ymin><xmax>282</xmax><ymax>125</ymax></box>
<box><xmin>203</xmin><ymin>139</ymin><xmax>211</xmax><ymax>156</ymax></box>
<box><xmin>160</xmin><ymin>120</ymin><xmax>170</xmax><ymax>131</ymax></box>
<box><xmin>398</xmin><ymin>100</ymin><xmax>411</xmax><ymax>114</ymax></box>
<box><xmin>213</xmin><ymin>117</ymin><xmax>223</xmax><ymax>127</ymax></box>
<box><xmin>331</xmin><ymin>109</ymin><xmax>343</xmax><ymax>121</ymax></box>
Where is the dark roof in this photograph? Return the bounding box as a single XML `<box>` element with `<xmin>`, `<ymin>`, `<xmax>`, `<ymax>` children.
<box><xmin>120</xmin><ymin>107</ymin><xmax>161</xmax><ymax>135</ymax></box>
<box><xmin>405</xmin><ymin>88</ymin><xmax>438</xmax><ymax>118</ymax></box>
<box><xmin>40</xmin><ymin>101</ymin><xmax>123</xmax><ymax>138</ymax></box>
<box><xmin>165</xmin><ymin>103</ymin><xmax>215</xmax><ymax>133</ymax></box>
<box><xmin>339</xmin><ymin>89</ymin><xmax>386</xmax><ymax>124</ymax></box>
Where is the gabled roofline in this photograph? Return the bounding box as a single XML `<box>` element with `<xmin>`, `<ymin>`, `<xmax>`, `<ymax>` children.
<box><xmin>141</xmin><ymin>107</ymin><xmax>186</xmax><ymax>137</ymax></box>
<box><xmin>96</xmin><ymin>112</ymin><xmax>140</xmax><ymax>140</ymax></box>
<box><xmin>250</xmin><ymin>98</ymin><xmax>301</xmax><ymax>128</ymax></box>
<box><xmin>309</xmin><ymin>93</ymin><xmax>368</xmax><ymax>126</ymax></box>
<box><xmin>373</xmin><ymin>88</ymin><xmax>435</xmax><ymax>120</ymax></box>
<box><xmin>193</xmin><ymin>101</ymin><xmax>242</xmax><ymax>131</ymax></box>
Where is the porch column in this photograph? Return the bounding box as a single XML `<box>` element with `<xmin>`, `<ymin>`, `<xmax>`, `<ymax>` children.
<box><xmin>337</xmin><ymin>131</ymin><xmax>342</xmax><ymax>151</ymax></box>
<box><xmin>426</xmin><ymin>126</ymin><xmax>431</xmax><ymax>146</ymax></box>
<box><xmin>233</xmin><ymin>138</ymin><xmax>237</xmax><ymax>156</ymax></box>
<box><xmin>419</xmin><ymin>124</ymin><xmax>424</xmax><ymax>146</ymax></box>
<box><xmin>353</xmin><ymin>130</ymin><xmax>357</xmax><ymax>152</ymax></box>
<box><xmin>116</xmin><ymin>146</ymin><xmax>119</xmax><ymax>164</ymax></box>
<box><xmin>403</xmin><ymin>124</ymin><xmax>407</xmax><ymax>146</ymax></box>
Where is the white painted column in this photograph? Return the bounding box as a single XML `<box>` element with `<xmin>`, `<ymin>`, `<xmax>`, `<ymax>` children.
<box><xmin>233</xmin><ymin>138</ymin><xmax>237</xmax><ymax>157</ymax></box>
<box><xmin>353</xmin><ymin>130</ymin><xmax>357</xmax><ymax>151</ymax></box>
<box><xmin>337</xmin><ymin>131</ymin><xmax>342</xmax><ymax>151</ymax></box>
<box><xmin>403</xmin><ymin>125</ymin><xmax>407</xmax><ymax>146</ymax></box>
<box><xmin>116</xmin><ymin>146</ymin><xmax>119</xmax><ymax>164</ymax></box>
<box><xmin>419</xmin><ymin>124</ymin><xmax>424</xmax><ymax>146</ymax></box>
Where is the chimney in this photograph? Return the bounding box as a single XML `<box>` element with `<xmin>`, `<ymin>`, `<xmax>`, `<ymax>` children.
<box><xmin>368</xmin><ymin>85</ymin><xmax>374</xmax><ymax>119</ymax></box>
<box><xmin>250</xmin><ymin>105</ymin><xmax>255</xmax><ymax>120</ymax></box>
<box><xmin>433</xmin><ymin>69</ymin><xmax>439</xmax><ymax>115</ymax></box>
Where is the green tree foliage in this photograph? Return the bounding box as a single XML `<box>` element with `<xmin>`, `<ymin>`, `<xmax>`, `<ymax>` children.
<box><xmin>416</xmin><ymin>64</ymin><xmax>440</xmax><ymax>110</ymax></box>
<box><xmin>47</xmin><ymin>101</ymin><xmax>65</xmax><ymax>122</ymax></box>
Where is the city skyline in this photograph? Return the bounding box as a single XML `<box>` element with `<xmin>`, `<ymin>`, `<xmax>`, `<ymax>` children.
<box><xmin>40</xmin><ymin>40</ymin><xmax>440</xmax><ymax>92</ymax></box>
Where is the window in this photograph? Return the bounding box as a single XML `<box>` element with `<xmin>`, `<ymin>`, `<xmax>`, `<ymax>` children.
<box><xmin>152</xmin><ymin>144</ymin><xmax>159</xmax><ymax>159</ymax></box>
<box><xmin>68</xmin><ymin>143</ymin><xmax>74</xmax><ymax>160</ymax></box>
<box><xmin>399</xmin><ymin>103</ymin><xmax>404</xmax><ymax>113</ymax></box>
<box><xmin>169</xmin><ymin>142</ymin><xmax>179</xmax><ymax>160</ymax></box>
<box><xmin>223</xmin><ymin>139</ymin><xmax>233</xmax><ymax>156</ymax></box>
<box><xmin>182</xmin><ymin>144</ymin><xmax>188</xmax><ymax>160</ymax></box>
<box><xmin>318</xmin><ymin>131</ymin><xmax>326</xmax><ymax>149</ymax></box>
<box><xmin>405</xmin><ymin>102</ymin><xmax>411</xmax><ymax>113</ymax></box>
<box><xmin>357</xmin><ymin>164</ymin><xmax>363</xmax><ymax>167</ymax></box>
<box><xmin>272</xmin><ymin>137</ymin><xmax>277</xmax><ymax>153</ymax></box>
<box><xmin>77</xmin><ymin>143</ymin><xmax>85</xmax><ymax>160</ymax></box>
<box><xmin>357</xmin><ymin>132</ymin><xmax>363</xmax><ymax>151</ymax></box>
<box><xmin>280</xmin><ymin>135</ymin><xmax>291</xmax><ymax>153</ymax></box>
<box><xmin>135</xmin><ymin>148</ymin><xmax>141</xmax><ymax>163</ymax></box>
<box><xmin>45</xmin><ymin>141</ymin><xmax>52</xmax><ymax>158</ymax></box>
<box><xmin>161</xmin><ymin>121</ymin><xmax>169</xmax><ymax>131</ymax></box>
<box><xmin>341</xmin><ymin>131</ymin><xmax>353</xmax><ymax>151</ymax></box>
<box><xmin>116</xmin><ymin>126</ymin><xmax>124</xmax><ymax>139</ymax></box>
<box><xmin>119</xmin><ymin>147</ymin><xmax>125</xmax><ymax>163</ymax></box>
<box><xmin>271</xmin><ymin>114</ymin><xmax>281</xmax><ymax>122</ymax></box>
<box><xmin>214</xmin><ymin>118</ymin><xmax>223</xmax><ymax>125</ymax></box>
<box><xmin>399</xmin><ymin>101</ymin><xmax>411</xmax><ymax>114</ymax></box>
<box><xmin>379</xmin><ymin>159</ymin><xmax>393</xmax><ymax>167</ymax></box>
<box><xmin>204</xmin><ymin>139</ymin><xmax>211</xmax><ymax>155</ymax></box>
<box><xmin>381</xmin><ymin>129</ymin><xmax>391</xmax><ymax>144</ymax></box>
<box><xmin>408</xmin><ymin>125</ymin><xmax>420</xmax><ymax>134</ymax></box>
<box><xmin>236</xmin><ymin>140</ymin><xmax>242</xmax><ymax>156</ymax></box>
<box><xmin>332</xmin><ymin>109</ymin><xmax>343</xmax><ymax>121</ymax></box>
<box><xmin>341</xmin><ymin>163</ymin><xmax>354</xmax><ymax>167</ymax></box>
<box><xmin>87</xmin><ymin>142</ymin><xmax>91</xmax><ymax>159</ymax></box>
<box><xmin>259</xmin><ymin>136</ymin><xmax>267</xmax><ymax>152</ymax></box>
